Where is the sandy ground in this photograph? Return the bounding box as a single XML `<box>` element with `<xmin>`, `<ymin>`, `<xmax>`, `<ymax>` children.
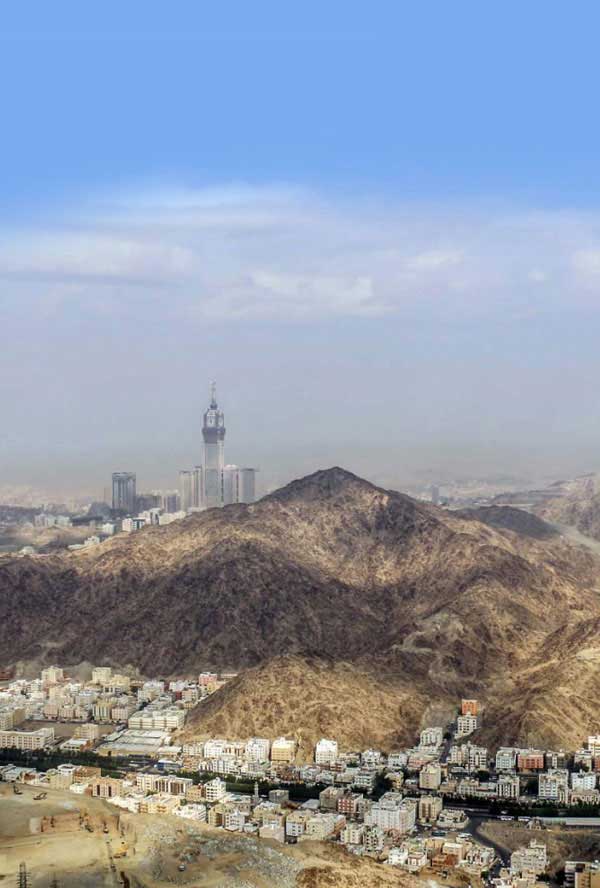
<box><xmin>0</xmin><ymin>784</ymin><xmax>123</xmax><ymax>887</ymax></box>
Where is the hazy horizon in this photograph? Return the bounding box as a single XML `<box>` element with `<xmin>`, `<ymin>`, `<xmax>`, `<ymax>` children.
<box><xmin>3</xmin><ymin>5</ymin><xmax>600</xmax><ymax>500</ymax></box>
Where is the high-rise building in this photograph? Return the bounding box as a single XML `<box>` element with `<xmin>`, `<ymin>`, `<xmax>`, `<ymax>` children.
<box><xmin>222</xmin><ymin>465</ymin><xmax>256</xmax><ymax>505</ymax></box>
<box><xmin>202</xmin><ymin>382</ymin><xmax>226</xmax><ymax>509</ymax></box>
<box><xmin>179</xmin><ymin>384</ymin><xmax>257</xmax><ymax>511</ymax></box>
<box><xmin>112</xmin><ymin>472</ymin><xmax>136</xmax><ymax>513</ymax></box>
<box><xmin>179</xmin><ymin>467</ymin><xmax>203</xmax><ymax>511</ymax></box>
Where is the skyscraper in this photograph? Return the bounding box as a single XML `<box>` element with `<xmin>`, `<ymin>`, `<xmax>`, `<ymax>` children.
<box><xmin>179</xmin><ymin>467</ymin><xmax>203</xmax><ymax>511</ymax></box>
<box><xmin>202</xmin><ymin>382</ymin><xmax>226</xmax><ymax>509</ymax></box>
<box><xmin>179</xmin><ymin>384</ymin><xmax>256</xmax><ymax>511</ymax></box>
<box><xmin>222</xmin><ymin>465</ymin><xmax>256</xmax><ymax>505</ymax></box>
<box><xmin>111</xmin><ymin>472</ymin><xmax>136</xmax><ymax>513</ymax></box>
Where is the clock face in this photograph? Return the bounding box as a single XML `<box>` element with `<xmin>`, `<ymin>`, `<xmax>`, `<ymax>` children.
<box><xmin>207</xmin><ymin>415</ymin><xmax>215</xmax><ymax>426</ymax></box>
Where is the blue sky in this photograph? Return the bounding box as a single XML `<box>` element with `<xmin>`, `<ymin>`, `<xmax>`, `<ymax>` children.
<box><xmin>3</xmin><ymin>3</ymin><xmax>600</xmax><ymax>496</ymax></box>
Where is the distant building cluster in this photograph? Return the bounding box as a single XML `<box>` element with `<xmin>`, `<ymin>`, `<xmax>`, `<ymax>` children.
<box><xmin>3</xmin><ymin>687</ymin><xmax>600</xmax><ymax>885</ymax></box>
<box><xmin>98</xmin><ymin>384</ymin><xmax>257</xmax><ymax>544</ymax></box>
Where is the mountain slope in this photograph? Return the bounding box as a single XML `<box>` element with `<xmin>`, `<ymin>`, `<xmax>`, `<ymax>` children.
<box><xmin>457</xmin><ymin>505</ymin><xmax>558</xmax><ymax>540</ymax></box>
<box><xmin>537</xmin><ymin>475</ymin><xmax>600</xmax><ymax>541</ymax></box>
<box><xmin>1</xmin><ymin>466</ymin><xmax>600</xmax><ymax>747</ymax></box>
<box><xmin>183</xmin><ymin>654</ymin><xmax>429</xmax><ymax>756</ymax></box>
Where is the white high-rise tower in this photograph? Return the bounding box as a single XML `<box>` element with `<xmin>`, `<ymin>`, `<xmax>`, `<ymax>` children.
<box><xmin>202</xmin><ymin>381</ymin><xmax>226</xmax><ymax>508</ymax></box>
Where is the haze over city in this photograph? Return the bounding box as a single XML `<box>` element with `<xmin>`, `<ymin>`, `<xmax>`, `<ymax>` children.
<box><xmin>4</xmin><ymin>4</ymin><xmax>600</xmax><ymax>497</ymax></box>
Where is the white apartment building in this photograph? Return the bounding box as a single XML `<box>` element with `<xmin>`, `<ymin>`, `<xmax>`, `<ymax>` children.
<box><xmin>538</xmin><ymin>769</ymin><xmax>569</xmax><ymax>802</ymax></box>
<box><xmin>588</xmin><ymin>735</ymin><xmax>600</xmax><ymax>755</ymax></box>
<box><xmin>304</xmin><ymin>813</ymin><xmax>338</xmax><ymax>840</ymax></box>
<box><xmin>223</xmin><ymin>808</ymin><xmax>246</xmax><ymax>831</ymax></box>
<box><xmin>571</xmin><ymin>771</ymin><xmax>596</xmax><ymax>791</ymax></box>
<box><xmin>388</xmin><ymin>752</ymin><xmax>409</xmax><ymax>769</ymax></box>
<box><xmin>128</xmin><ymin>708</ymin><xmax>185</xmax><ymax>731</ymax></box>
<box><xmin>361</xmin><ymin>748</ymin><xmax>382</xmax><ymax>767</ymax></box>
<box><xmin>449</xmin><ymin>742</ymin><xmax>487</xmax><ymax>771</ymax></box>
<box><xmin>511</xmin><ymin>841</ymin><xmax>548</xmax><ymax>876</ymax></box>
<box><xmin>456</xmin><ymin>714</ymin><xmax>478</xmax><ymax>737</ymax></box>
<box><xmin>365</xmin><ymin>797</ymin><xmax>416</xmax><ymax>833</ymax></box>
<box><xmin>420</xmin><ymin>727</ymin><xmax>444</xmax><ymax>748</ymax></box>
<box><xmin>245</xmin><ymin>738</ymin><xmax>270</xmax><ymax>763</ymax></box>
<box><xmin>497</xmin><ymin>774</ymin><xmax>520</xmax><ymax>798</ymax></box>
<box><xmin>496</xmin><ymin>747</ymin><xmax>518</xmax><ymax>770</ymax></box>
<box><xmin>0</xmin><ymin>727</ymin><xmax>54</xmax><ymax>750</ymax></box>
<box><xmin>315</xmin><ymin>738</ymin><xmax>338</xmax><ymax>766</ymax></box>
<box><xmin>204</xmin><ymin>777</ymin><xmax>227</xmax><ymax>803</ymax></box>
<box><xmin>286</xmin><ymin>811</ymin><xmax>312</xmax><ymax>838</ymax></box>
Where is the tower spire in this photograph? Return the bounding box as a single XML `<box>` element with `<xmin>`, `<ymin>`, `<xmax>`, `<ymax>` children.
<box><xmin>210</xmin><ymin>380</ymin><xmax>217</xmax><ymax>408</ymax></box>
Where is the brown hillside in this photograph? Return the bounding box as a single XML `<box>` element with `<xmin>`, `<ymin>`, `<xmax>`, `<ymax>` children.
<box><xmin>1</xmin><ymin>467</ymin><xmax>600</xmax><ymax>747</ymax></box>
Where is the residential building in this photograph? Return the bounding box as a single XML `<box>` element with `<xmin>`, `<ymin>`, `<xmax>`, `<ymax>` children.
<box><xmin>420</xmin><ymin>762</ymin><xmax>442</xmax><ymax>790</ymax></box>
<box><xmin>538</xmin><ymin>770</ymin><xmax>569</xmax><ymax>802</ymax></box>
<box><xmin>341</xmin><ymin>823</ymin><xmax>365</xmax><ymax>846</ymax></box>
<box><xmin>510</xmin><ymin>841</ymin><xmax>548</xmax><ymax>877</ymax></box>
<box><xmin>572</xmin><ymin>771</ymin><xmax>596</xmax><ymax>791</ymax></box>
<box><xmin>271</xmin><ymin>737</ymin><xmax>296</xmax><ymax>764</ymax></box>
<box><xmin>497</xmin><ymin>774</ymin><xmax>520</xmax><ymax>798</ymax></box>
<box><xmin>315</xmin><ymin>738</ymin><xmax>339</xmax><ymax>766</ymax></box>
<box><xmin>0</xmin><ymin>728</ymin><xmax>54</xmax><ymax>750</ymax></box>
<box><xmin>496</xmin><ymin>747</ymin><xmax>518</xmax><ymax>770</ymax></box>
<box><xmin>204</xmin><ymin>778</ymin><xmax>227</xmax><ymax>803</ymax></box>
<box><xmin>41</xmin><ymin>666</ymin><xmax>64</xmax><ymax>685</ymax></box>
<box><xmin>363</xmin><ymin>824</ymin><xmax>385</xmax><ymax>854</ymax></box>
<box><xmin>246</xmin><ymin>738</ymin><xmax>271</xmax><ymax>763</ymax></box>
<box><xmin>337</xmin><ymin>791</ymin><xmax>361</xmax><ymax>816</ymax></box>
<box><xmin>456</xmin><ymin>715</ymin><xmax>478</xmax><ymax>737</ymax></box>
<box><xmin>319</xmin><ymin>786</ymin><xmax>344</xmax><ymax>811</ymax></box>
<box><xmin>461</xmin><ymin>699</ymin><xmax>479</xmax><ymax>716</ymax></box>
<box><xmin>420</xmin><ymin>727</ymin><xmax>444</xmax><ymax>748</ymax></box>
<box><xmin>418</xmin><ymin>794</ymin><xmax>443</xmax><ymax>823</ymax></box>
<box><xmin>565</xmin><ymin>861</ymin><xmax>600</xmax><ymax>888</ymax></box>
<box><xmin>517</xmin><ymin>750</ymin><xmax>545</xmax><ymax>771</ymax></box>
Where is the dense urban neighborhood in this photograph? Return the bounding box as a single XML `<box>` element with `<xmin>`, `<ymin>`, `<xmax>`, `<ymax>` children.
<box><xmin>2</xmin><ymin>666</ymin><xmax>600</xmax><ymax>887</ymax></box>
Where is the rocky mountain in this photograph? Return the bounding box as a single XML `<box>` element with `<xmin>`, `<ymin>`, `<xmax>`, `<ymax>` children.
<box><xmin>457</xmin><ymin>505</ymin><xmax>558</xmax><ymax>540</ymax></box>
<box><xmin>536</xmin><ymin>474</ymin><xmax>600</xmax><ymax>541</ymax></box>
<box><xmin>1</xmin><ymin>466</ymin><xmax>600</xmax><ymax>747</ymax></box>
<box><xmin>183</xmin><ymin>654</ymin><xmax>431</xmax><ymax>756</ymax></box>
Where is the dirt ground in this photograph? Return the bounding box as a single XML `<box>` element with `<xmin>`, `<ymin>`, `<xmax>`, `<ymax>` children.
<box><xmin>0</xmin><ymin>783</ymin><xmax>123</xmax><ymax>887</ymax></box>
<box><xmin>477</xmin><ymin>820</ymin><xmax>600</xmax><ymax>878</ymax></box>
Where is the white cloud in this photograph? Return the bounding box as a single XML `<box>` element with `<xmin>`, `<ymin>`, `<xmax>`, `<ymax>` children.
<box><xmin>1</xmin><ymin>185</ymin><xmax>600</xmax><ymax>321</ymax></box>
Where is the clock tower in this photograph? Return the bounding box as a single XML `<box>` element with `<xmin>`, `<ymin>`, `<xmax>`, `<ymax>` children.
<box><xmin>202</xmin><ymin>381</ymin><xmax>226</xmax><ymax>508</ymax></box>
